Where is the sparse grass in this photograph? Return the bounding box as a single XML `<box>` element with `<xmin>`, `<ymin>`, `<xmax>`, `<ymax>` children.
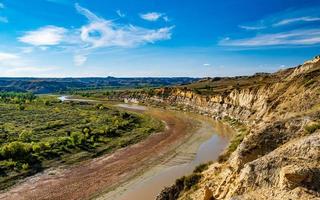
<box><xmin>193</xmin><ymin>161</ymin><xmax>213</xmax><ymax>173</ymax></box>
<box><xmin>218</xmin><ymin>117</ymin><xmax>249</xmax><ymax>162</ymax></box>
<box><xmin>175</xmin><ymin>172</ymin><xmax>202</xmax><ymax>192</ymax></box>
<box><xmin>304</xmin><ymin>122</ymin><xmax>320</xmax><ymax>134</ymax></box>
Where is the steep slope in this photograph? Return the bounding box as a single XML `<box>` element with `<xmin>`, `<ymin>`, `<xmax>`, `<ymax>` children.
<box><xmin>114</xmin><ymin>55</ymin><xmax>320</xmax><ymax>200</ymax></box>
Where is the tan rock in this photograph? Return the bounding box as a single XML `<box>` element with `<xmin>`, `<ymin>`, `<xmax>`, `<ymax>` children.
<box><xmin>203</xmin><ymin>186</ymin><xmax>214</xmax><ymax>200</ymax></box>
<box><xmin>279</xmin><ymin>165</ymin><xmax>313</xmax><ymax>190</ymax></box>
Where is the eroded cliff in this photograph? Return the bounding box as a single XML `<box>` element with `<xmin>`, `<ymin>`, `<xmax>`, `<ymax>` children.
<box><xmin>114</xmin><ymin>56</ymin><xmax>320</xmax><ymax>200</ymax></box>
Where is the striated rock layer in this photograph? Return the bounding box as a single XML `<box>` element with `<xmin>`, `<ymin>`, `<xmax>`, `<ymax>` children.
<box><xmin>113</xmin><ymin>56</ymin><xmax>320</xmax><ymax>200</ymax></box>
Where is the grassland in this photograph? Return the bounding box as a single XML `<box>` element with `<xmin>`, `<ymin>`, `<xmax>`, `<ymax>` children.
<box><xmin>0</xmin><ymin>92</ymin><xmax>163</xmax><ymax>189</ymax></box>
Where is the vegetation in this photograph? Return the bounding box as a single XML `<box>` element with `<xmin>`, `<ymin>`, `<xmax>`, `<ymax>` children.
<box><xmin>218</xmin><ymin>117</ymin><xmax>249</xmax><ymax>162</ymax></box>
<box><xmin>175</xmin><ymin>172</ymin><xmax>202</xmax><ymax>192</ymax></box>
<box><xmin>0</xmin><ymin>92</ymin><xmax>163</xmax><ymax>189</ymax></box>
<box><xmin>193</xmin><ymin>161</ymin><xmax>213</xmax><ymax>173</ymax></box>
<box><xmin>304</xmin><ymin>122</ymin><xmax>320</xmax><ymax>134</ymax></box>
<box><xmin>0</xmin><ymin>77</ymin><xmax>197</xmax><ymax>94</ymax></box>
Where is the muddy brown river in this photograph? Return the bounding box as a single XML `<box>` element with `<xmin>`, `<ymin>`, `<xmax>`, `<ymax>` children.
<box><xmin>98</xmin><ymin>105</ymin><xmax>233</xmax><ymax>200</ymax></box>
<box><xmin>59</xmin><ymin>97</ymin><xmax>233</xmax><ymax>200</ymax></box>
<box><xmin>0</xmin><ymin>96</ymin><xmax>233</xmax><ymax>200</ymax></box>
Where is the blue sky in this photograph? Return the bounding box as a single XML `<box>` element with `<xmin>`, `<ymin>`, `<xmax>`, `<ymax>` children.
<box><xmin>0</xmin><ymin>0</ymin><xmax>319</xmax><ymax>77</ymax></box>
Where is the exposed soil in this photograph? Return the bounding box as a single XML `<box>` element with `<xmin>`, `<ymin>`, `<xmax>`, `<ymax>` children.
<box><xmin>0</xmin><ymin>108</ymin><xmax>198</xmax><ymax>200</ymax></box>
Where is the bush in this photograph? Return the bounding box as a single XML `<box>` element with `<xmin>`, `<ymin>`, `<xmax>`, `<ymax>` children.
<box><xmin>0</xmin><ymin>160</ymin><xmax>17</xmax><ymax>171</ymax></box>
<box><xmin>193</xmin><ymin>162</ymin><xmax>212</xmax><ymax>173</ymax></box>
<box><xmin>19</xmin><ymin>130</ymin><xmax>33</xmax><ymax>142</ymax></box>
<box><xmin>21</xmin><ymin>163</ymin><xmax>29</xmax><ymax>171</ymax></box>
<box><xmin>0</xmin><ymin>141</ymin><xmax>32</xmax><ymax>161</ymax></box>
<box><xmin>18</xmin><ymin>104</ymin><xmax>25</xmax><ymax>111</ymax></box>
<box><xmin>305</xmin><ymin>123</ymin><xmax>320</xmax><ymax>134</ymax></box>
<box><xmin>70</xmin><ymin>132</ymin><xmax>86</xmax><ymax>146</ymax></box>
<box><xmin>175</xmin><ymin>176</ymin><xmax>186</xmax><ymax>190</ymax></box>
<box><xmin>184</xmin><ymin>173</ymin><xmax>202</xmax><ymax>190</ymax></box>
<box><xmin>32</xmin><ymin>142</ymin><xmax>48</xmax><ymax>153</ymax></box>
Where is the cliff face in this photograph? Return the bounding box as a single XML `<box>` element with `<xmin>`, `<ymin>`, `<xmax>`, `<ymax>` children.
<box><xmin>116</xmin><ymin>56</ymin><xmax>320</xmax><ymax>200</ymax></box>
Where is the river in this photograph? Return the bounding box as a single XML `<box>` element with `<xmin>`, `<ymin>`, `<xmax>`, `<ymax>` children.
<box><xmin>61</xmin><ymin>96</ymin><xmax>234</xmax><ymax>200</ymax></box>
<box><xmin>98</xmin><ymin>113</ymin><xmax>233</xmax><ymax>200</ymax></box>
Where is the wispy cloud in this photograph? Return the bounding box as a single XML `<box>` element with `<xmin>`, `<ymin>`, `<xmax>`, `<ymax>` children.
<box><xmin>73</xmin><ymin>54</ymin><xmax>87</xmax><ymax>66</ymax></box>
<box><xmin>140</xmin><ymin>12</ymin><xmax>168</xmax><ymax>22</ymax></box>
<box><xmin>0</xmin><ymin>2</ymin><xmax>8</xmax><ymax>23</ymax></box>
<box><xmin>116</xmin><ymin>10</ymin><xmax>125</xmax><ymax>18</ymax></box>
<box><xmin>203</xmin><ymin>63</ymin><xmax>211</xmax><ymax>67</ymax></box>
<box><xmin>75</xmin><ymin>4</ymin><xmax>173</xmax><ymax>64</ymax></box>
<box><xmin>46</xmin><ymin>0</ymin><xmax>70</xmax><ymax>5</ymax></box>
<box><xmin>75</xmin><ymin>3</ymin><xmax>101</xmax><ymax>22</ymax></box>
<box><xmin>19</xmin><ymin>47</ymin><xmax>34</xmax><ymax>54</ymax></box>
<box><xmin>0</xmin><ymin>52</ymin><xmax>19</xmax><ymax>61</ymax></box>
<box><xmin>228</xmin><ymin>6</ymin><xmax>320</xmax><ymax>48</ymax></box>
<box><xmin>18</xmin><ymin>4</ymin><xmax>174</xmax><ymax>66</ymax></box>
<box><xmin>219</xmin><ymin>29</ymin><xmax>320</xmax><ymax>47</ymax></box>
<box><xmin>19</xmin><ymin>26</ymin><xmax>67</xmax><ymax>46</ymax></box>
<box><xmin>239</xmin><ymin>25</ymin><xmax>266</xmax><ymax>30</ymax></box>
<box><xmin>273</xmin><ymin>16</ymin><xmax>320</xmax><ymax>26</ymax></box>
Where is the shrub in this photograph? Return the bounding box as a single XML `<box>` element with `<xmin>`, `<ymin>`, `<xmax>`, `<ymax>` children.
<box><xmin>19</xmin><ymin>130</ymin><xmax>33</xmax><ymax>142</ymax></box>
<box><xmin>0</xmin><ymin>160</ymin><xmax>17</xmax><ymax>171</ymax></box>
<box><xmin>305</xmin><ymin>123</ymin><xmax>320</xmax><ymax>134</ymax></box>
<box><xmin>70</xmin><ymin>132</ymin><xmax>86</xmax><ymax>146</ymax></box>
<box><xmin>32</xmin><ymin>142</ymin><xmax>48</xmax><ymax>153</ymax></box>
<box><xmin>193</xmin><ymin>162</ymin><xmax>212</xmax><ymax>173</ymax></box>
<box><xmin>18</xmin><ymin>104</ymin><xmax>25</xmax><ymax>111</ymax></box>
<box><xmin>0</xmin><ymin>141</ymin><xmax>32</xmax><ymax>161</ymax></box>
<box><xmin>21</xmin><ymin>163</ymin><xmax>29</xmax><ymax>171</ymax></box>
<box><xmin>175</xmin><ymin>176</ymin><xmax>186</xmax><ymax>190</ymax></box>
<box><xmin>184</xmin><ymin>173</ymin><xmax>202</xmax><ymax>190</ymax></box>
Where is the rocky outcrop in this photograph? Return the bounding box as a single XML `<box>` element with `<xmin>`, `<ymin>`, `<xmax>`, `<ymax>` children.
<box><xmin>112</xmin><ymin>56</ymin><xmax>320</xmax><ymax>200</ymax></box>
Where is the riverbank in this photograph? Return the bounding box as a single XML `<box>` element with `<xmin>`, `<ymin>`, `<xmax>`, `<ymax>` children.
<box><xmin>96</xmin><ymin>116</ymin><xmax>233</xmax><ymax>200</ymax></box>
<box><xmin>0</xmin><ymin>102</ymin><xmax>232</xmax><ymax>200</ymax></box>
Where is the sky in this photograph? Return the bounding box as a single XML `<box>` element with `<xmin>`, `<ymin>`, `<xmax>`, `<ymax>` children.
<box><xmin>0</xmin><ymin>0</ymin><xmax>319</xmax><ymax>77</ymax></box>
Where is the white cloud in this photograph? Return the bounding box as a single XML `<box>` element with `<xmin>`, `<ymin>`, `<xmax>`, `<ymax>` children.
<box><xmin>76</xmin><ymin>4</ymin><xmax>173</xmax><ymax>49</ymax></box>
<box><xmin>140</xmin><ymin>12</ymin><xmax>168</xmax><ymax>22</ymax></box>
<box><xmin>0</xmin><ymin>52</ymin><xmax>27</xmax><ymax>68</ymax></box>
<box><xmin>116</xmin><ymin>10</ymin><xmax>125</xmax><ymax>18</ymax></box>
<box><xmin>239</xmin><ymin>25</ymin><xmax>266</xmax><ymax>30</ymax></box>
<box><xmin>0</xmin><ymin>52</ymin><xmax>19</xmax><ymax>61</ymax></box>
<box><xmin>19</xmin><ymin>47</ymin><xmax>34</xmax><ymax>54</ymax></box>
<box><xmin>74</xmin><ymin>54</ymin><xmax>87</xmax><ymax>66</ymax></box>
<box><xmin>75</xmin><ymin>3</ymin><xmax>101</xmax><ymax>22</ymax></box>
<box><xmin>274</xmin><ymin>16</ymin><xmax>320</xmax><ymax>26</ymax></box>
<box><xmin>19</xmin><ymin>26</ymin><xmax>67</xmax><ymax>46</ymax></box>
<box><xmin>0</xmin><ymin>16</ymin><xmax>8</xmax><ymax>23</ymax></box>
<box><xmin>219</xmin><ymin>29</ymin><xmax>320</xmax><ymax>47</ymax></box>
<box><xmin>81</xmin><ymin>22</ymin><xmax>172</xmax><ymax>48</ymax></box>
<box><xmin>203</xmin><ymin>63</ymin><xmax>211</xmax><ymax>67</ymax></box>
<box><xmin>17</xmin><ymin>4</ymin><xmax>173</xmax><ymax>66</ymax></box>
<box><xmin>163</xmin><ymin>16</ymin><xmax>170</xmax><ymax>22</ymax></box>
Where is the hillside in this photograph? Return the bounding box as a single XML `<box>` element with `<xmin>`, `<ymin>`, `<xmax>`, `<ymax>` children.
<box><xmin>0</xmin><ymin>77</ymin><xmax>197</xmax><ymax>94</ymax></box>
<box><xmin>113</xmin><ymin>55</ymin><xmax>320</xmax><ymax>200</ymax></box>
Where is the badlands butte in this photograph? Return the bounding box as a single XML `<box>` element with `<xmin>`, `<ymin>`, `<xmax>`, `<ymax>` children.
<box><xmin>111</xmin><ymin>55</ymin><xmax>320</xmax><ymax>200</ymax></box>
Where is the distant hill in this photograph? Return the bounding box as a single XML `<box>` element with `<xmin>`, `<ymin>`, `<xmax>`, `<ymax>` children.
<box><xmin>0</xmin><ymin>77</ymin><xmax>198</xmax><ymax>94</ymax></box>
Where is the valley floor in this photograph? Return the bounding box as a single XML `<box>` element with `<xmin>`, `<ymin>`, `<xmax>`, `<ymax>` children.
<box><xmin>0</xmin><ymin>106</ymin><xmax>224</xmax><ymax>200</ymax></box>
